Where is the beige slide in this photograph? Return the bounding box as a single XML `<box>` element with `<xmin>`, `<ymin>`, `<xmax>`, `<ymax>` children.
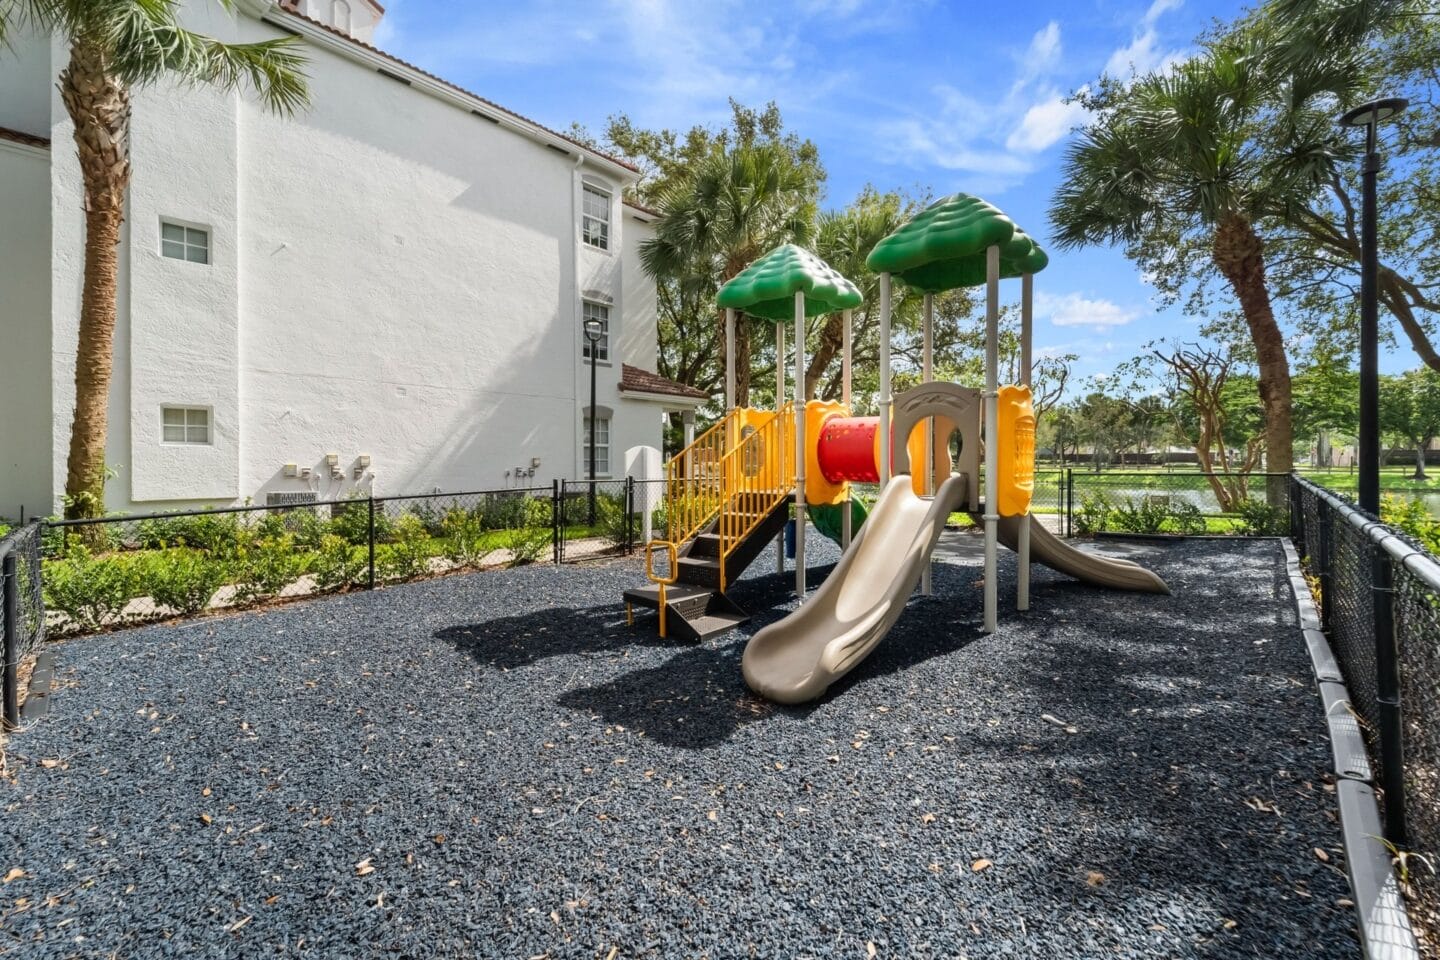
<box><xmin>742</xmin><ymin>474</ymin><xmax>970</xmax><ymax>704</ymax></box>
<box><xmin>994</xmin><ymin>516</ymin><xmax>1170</xmax><ymax>594</ymax></box>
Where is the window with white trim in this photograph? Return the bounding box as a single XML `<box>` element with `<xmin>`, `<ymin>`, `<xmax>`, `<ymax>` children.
<box><xmin>161</xmin><ymin>406</ymin><xmax>211</xmax><ymax>444</ymax></box>
<box><xmin>582</xmin><ymin>184</ymin><xmax>610</xmax><ymax>250</ymax></box>
<box><xmin>160</xmin><ymin>221</ymin><xmax>209</xmax><ymax>264</ymax></box>
<box><xmin>582</xmin><ymin>301</ymin><xmax>610</xmax><ymax>362</ymax></box>
<box><xmin>332</xmin><ymin>0</ymin><xmax>351</xmax><ymax>33</ymax></box>
<box><xmin>583</xmin><ymin>415</ymin><xmax>611</xmax><ymax>476</ymax></box>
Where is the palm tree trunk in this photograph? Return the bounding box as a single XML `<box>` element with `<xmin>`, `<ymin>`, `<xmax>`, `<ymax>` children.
<box><xmin>59</xmin><ymin>41</ymin><xmax>131</xmax><ymax>519</ymax></box>
<box><xmin>1212</xmin><ymin>214</ymin><xmax>1293</xmax><ymax>487</ymax></box>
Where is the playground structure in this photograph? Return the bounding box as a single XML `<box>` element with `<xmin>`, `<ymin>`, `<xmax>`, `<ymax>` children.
<box><xmin>624</xmin><ymin>194</ymin><xmax>1168</xmax><ymax>700</ymax></box>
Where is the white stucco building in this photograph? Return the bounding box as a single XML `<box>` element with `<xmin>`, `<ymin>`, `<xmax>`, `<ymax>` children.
<box><xmin>0</xmin><ymin>0</ymin><xmax>705</xmax><ymax>520</ymax></box>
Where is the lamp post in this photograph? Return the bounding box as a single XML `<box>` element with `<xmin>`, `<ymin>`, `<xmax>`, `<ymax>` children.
<box><xmin>583</xmin><ymin>316</ymin><xmax>604</xmax><ymax>525</ymax></box>
<box><xmin>1338</xmin><ymin>96</ymin><xmax>1408</xmax><ymax>515</ymax></box>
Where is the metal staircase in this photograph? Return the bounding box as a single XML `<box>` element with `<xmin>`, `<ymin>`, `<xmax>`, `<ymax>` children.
<box><xmin>624</xmin><ymin>406</ymin><xmax>795</xmax><ymax>641</ymax></box>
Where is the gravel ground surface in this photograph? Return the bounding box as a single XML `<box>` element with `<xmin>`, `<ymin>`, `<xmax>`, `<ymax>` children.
<box><xmin>2</xmin><ymin>536</ymin><xmax>1358</xmax><ymax>959</ymax></box>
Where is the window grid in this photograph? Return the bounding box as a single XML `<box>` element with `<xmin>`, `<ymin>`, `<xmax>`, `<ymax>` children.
<box><xmin>582</xmin><ymin>301</ymin><xmax>610</xmax><ymax>362</ymax></box>
<box><xmin>161</xmin><ymin>406</ymin><xmax>211</xmax><ymax>445</ymax></box>
<box><xmin>160</xmin><ymin>222</ymin><xmax>210</xmax><ymax>264</ymax></box>
<box><xmin>583</xmin><ymin>416</ymin><xmax>611</xmax><ymax>476</ymax></box>
<box><xmin>582</xmin><ymin>185</ymin><xmax>610</xmax><ymax>250</ymax></box>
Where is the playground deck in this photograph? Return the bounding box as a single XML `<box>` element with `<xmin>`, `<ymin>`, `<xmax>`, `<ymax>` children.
<box><xmin>2</xmin><ymin>537</ymin><xmax>1359</xmax><ymax>958</ymax></box>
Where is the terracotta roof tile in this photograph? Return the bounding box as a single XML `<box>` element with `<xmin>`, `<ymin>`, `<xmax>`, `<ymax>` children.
<box><xmin>0</xmin><ymin>126</ymin><xmax>49</xmax><ymax>150</ymax></box>
<box><xmin>619</xmin><ymin>364</ymin><xmax>709</xmax><ymax>401</ymax></box>
<box><xmin>623</xmin><ymin>198</ymin><xmax>662</xmax><ymax>218</ymax></box>
<box><xmin>274</xmin><ymin>6</ymin><xmax>637</xmax><ymax>173</ymax></box>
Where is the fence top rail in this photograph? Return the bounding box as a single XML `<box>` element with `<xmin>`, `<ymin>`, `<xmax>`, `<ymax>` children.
<box><xmin>45</xmin><ymin>486</ymin><xmax>561</xmax><ymax>528</ymax></box>
<box><xmin>1296</xmin><ymin>474</ymin><xmax>1440</xmax><ymax>593</ymax></box>
<box><xmin>0</xmin><ymin>521</ymin><xmax>41</xmax><ymax>564</ymax></box>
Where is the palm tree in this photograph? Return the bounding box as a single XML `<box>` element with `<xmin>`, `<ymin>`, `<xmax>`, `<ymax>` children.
<box><xmin>641</xmin><ymin>142</ymin><xmax>817</xmax><ymax>407</ymax></box>
<box><xmin>1050</xmin><ymin>40</ymin><xmax>1361</xmax><ymax>477</ymax></box>
<box><xmin>0</xmin><ymin>1</ymin><xmax>308</xmax><ymax>517</ymax></box>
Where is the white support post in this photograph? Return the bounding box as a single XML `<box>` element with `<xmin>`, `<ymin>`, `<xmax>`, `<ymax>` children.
<box><xmin>841</xmin><ymin>308</ymin><xmax>853</xmax><ymax>550</ymax></box>
<box><xmin>682</xmin><ymin>409</ymin><xmax>696</xmax><ymax>448</ymax></box>
<box><xmin>921</xmin><ymin>291</ymin><xmax>934</xmax><ymax>596</ymax></box>
<box><xmin>776</xmin><ymin>321</ymin><xmax>786</xmax><ymax>574</ymax></box>
<box><xmin>878</xmin><ymin>273</ymin><xmax>893</xmax><ymax>486</ymax></box>
<box><xmin>724</xmin><ymin>308</ymin><xmax>737</xmax><ymax>414</ymax></box>
<box><xmin>1018</xmin><ymin>272</ymin><xmax>1033</xmax><ymax>612</ymax></box>
<box><xmin>793</xmin><ymin>291</ymin><xmax>807</xmax><ymax>598</ymax></box>
<box><xmin>984</xmin><ymin>245</ymin><xmax>1000</xmax><ymax>634</ymax></box>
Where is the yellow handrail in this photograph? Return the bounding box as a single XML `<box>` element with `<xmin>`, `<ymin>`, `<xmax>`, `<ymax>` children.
<box><xmin>716</xmin><ymin>404</ymin><xmax>795</xmax><ymax>592</ymax></box>
<box><xmin>662</xmin><ymin>409</ymin><xmax>741</xmax><ymax>548</ymax></box>
<box><xmin>644</xmin><ymin>540</ymin><xmax>679</xmax><ymax>637</ymax></box>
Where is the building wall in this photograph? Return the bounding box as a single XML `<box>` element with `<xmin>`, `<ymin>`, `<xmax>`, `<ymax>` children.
<box><xmin>20</xmin><ymin>4</ymin><xmax>666</xmax><ymax>515</ymax></box>
<box><xmin>0</xmin><ymin>139</ymin><xmax>53</xmax><ymax>520</ymax></box>
<box><xmin>0</xmin><ymin>28</ymin><xmax>50</xmax><ymax>139</ymax></box>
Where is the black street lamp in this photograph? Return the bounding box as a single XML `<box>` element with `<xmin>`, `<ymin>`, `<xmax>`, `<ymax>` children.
<box><xmin>1338</xmin><ymin>96</ymin><xmax>1408</xmax><ymax>515</ymax></box>
<box><xmin>583</xmin><ymin>317</ymin><xmax>604</xmax><ymax>525</ymax></box>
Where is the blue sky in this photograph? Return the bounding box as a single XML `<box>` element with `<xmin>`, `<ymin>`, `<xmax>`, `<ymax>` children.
<box><xmin>371</xmin><ymin>0</ymin><xmax>1266</xmax><ymax>386</ymax></box>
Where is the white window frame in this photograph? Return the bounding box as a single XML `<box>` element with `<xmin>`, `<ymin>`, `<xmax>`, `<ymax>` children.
<box><xmin>160</xmin><ymin>405</ymin><xmax>213</xmax><ymax>446</ymax></box>
<box><xmin>581</xmin><ymin>183</ymin><xmax>611</xmax><ymax>251</ymax></box>
<box><xmin>581</xmin><ymin>300</ymin><xmax>611</xmax><ymax>363</ymax></box>
<box><xmin>159</xmin><ymin>219</ymin><xmax>211</xmax><ymax>265</ymax></box>
<box><xmin>582</xmin><ymin>414</ymin><xmax>611</xmax><ymax>477</ymax></box>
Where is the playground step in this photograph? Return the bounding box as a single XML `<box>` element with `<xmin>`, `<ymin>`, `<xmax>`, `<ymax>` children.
<box><xmin>622</xmin><ymin>584</ymin><xmax>749</xmax><ymax>642</ymax></box>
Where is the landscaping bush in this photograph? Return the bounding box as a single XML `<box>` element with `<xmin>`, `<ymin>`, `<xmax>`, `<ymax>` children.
<box><xmin>441</xmin><ymin>508</ymin><xmax>491</xmax><ymax>568</ymax></box>
<box><xmin>595</xmin><ymin>494</ymin><xmax>633</xmax><ymax>550</ymax></box>
<box><xmin>231</xmin><ymin>536</ymin><xmax>314</xmax><ymax>604</ymax></box>
<box><xmin>332</xmin><ymin>497</ymin><xmax>390</xmax><ymax>545</ymax></box>
<box><xmin>497</xmin><ymin>498</ymin><xmax>553</xmax><ymax>567</ymax></box>
<box><xmin>377</xmin><ymin>515</ymin><xmax>435</xmax><ymax>581</ymax></box>
<box><xmin>1074</xmin><ymin>493</ymin><xmax>1112</xmax><ymax>535</ymax></box>
<box><xmin>43</xmin><ymin>547</ymin><xmax>144</xmax><ymax>631</ymax></box>
<box><xmin>291</xmin><ymin>509</ymin><xmax>332</xmax><ymax>550</ymax></box>
<box><xmin>311</xmin><ymin>534</ymin><xmax>368</xmax><ymax>592</ymax></box>
<box><xmin>142</xmin><ymin>549</ymin><xmax>230</xmax><ymax>616</ymax></box>
<box><xmin>1382</xmin><ymin>494</ymin><xmax>1440</xmax><ymax>555</ymax></box>
<box><xmin>1235</xmin><ymin>497</ymin><xmax>1289</xmax><ymax>537</ymax></box>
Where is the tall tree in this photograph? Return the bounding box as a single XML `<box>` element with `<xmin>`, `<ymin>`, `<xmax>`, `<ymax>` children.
<box><xmin>1052</xmin><ymin>36</ymin><xmax>1365</xmax><ymax>479</ymax></box>
<box><xmin>1380</xmin><ymin>369</ymin><xmax>1440</xmax><ymax>479</ymax></box>
<box><xmin>0</xmin><ymin>0</ymin><xmax>308</xmax><ymax>517</ymax></box>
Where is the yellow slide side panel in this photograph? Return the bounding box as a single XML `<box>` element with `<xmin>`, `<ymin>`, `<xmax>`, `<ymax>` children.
<box><xmin>805</xmin><ymin>400</ymin><xmax>848</xmax><ymax>506</ymax></box>
<box><xmin>997</xmin><ymin>385</ymin><xmax>1035</xmax><ymax>516</ymax></box>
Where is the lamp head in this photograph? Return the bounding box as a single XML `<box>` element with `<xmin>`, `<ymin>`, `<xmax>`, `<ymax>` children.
<box><xmin>583</xmin><ymin>317</ymin><xmax>604</xmax><ymax>342</ymax></box>
<box><xmin>1339</xmin><ymin>97</ymin><xmax>1409</xmax><ymax>128</ymax></box>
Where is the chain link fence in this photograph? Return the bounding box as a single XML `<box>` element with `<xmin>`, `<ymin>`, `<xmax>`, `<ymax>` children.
<box><xmin>1065</xmin><ymin>471</ymin><xmax>1291</xmax><ymax>537</ymax></box>
<box><xmin>1292</xmin><ymin>476</ymin><xmax>1438</xmax><ymax>930</ymax></box>
<box><xmin>1</xmin><ymin>523</ymin><xmax>45</xmax><ymax>727</ymax></box>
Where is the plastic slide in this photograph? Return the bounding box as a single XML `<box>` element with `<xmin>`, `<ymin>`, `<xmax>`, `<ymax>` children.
<box><xmin>994</xmin><ymin>516</ymin><xmax>1170</xmax><ymax>595</ymax></box>
<box><xmin>743</xmin><ymin>474</ymin><xmax>970</xmax><ymax>704</ymax></box>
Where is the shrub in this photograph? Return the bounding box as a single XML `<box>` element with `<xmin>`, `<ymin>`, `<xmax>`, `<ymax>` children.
<box><xmin>499</xmin><ymin>524</ymin><xmax>551</xmax><ymax>567</ymax></box>
<box><xmin>291</xmin><ymin>509</ymin><xmax>331</xmax><ymax>550</ymax></box>
<box><xmin>440</xmin><ymin>508</ymin><xmax>491</xmax><ymax>568</ymax></box>
<box><xmin>1235</xmin><ymin>497</ymin><xmax>1289</xmax><ymax>537</ymax></box>
<box><xmin>142</xmin><ymin>549</ymin><xmax>230</xmax><ymax>616</ymax></box>
<box><xmin>43</xmin><ymin>548</ymin><xmax>144</xmax><ymax>631</ymax></box>
<box><xmin>168</xmin><ymin>510</ymin><xmax>245</xmax><ymax>553</ymax></box>
<box><xmin>231</xmin><ymin>536</ymin><xmax>314</xmax><ymax>604</ymax></box>
<box><xmin>1074</xmin><ymin>493</ymin><xmax>1112</xmax><ymax>536</ymax></box>
<box><xmin>311</xmin><ymin>535</ymin><xmax>368</xmax><ymax>592</ymax></box>
<box><xmin>377</xmin><ymin>515</ymin><xmax>434</xmax><ymax>581</ymax></box>
<box><xmin>595</xmin><ymin>494</ymin><xmax>633</xmax><ymax>550</ymax></box>
<box><xmin>1382</xmin><ymin>494</ymin><xmax>1440</xmax><ymax>554</ymax></box>
<box><xmin>1165</xmin><ymin>499</ymin><xmax>1207</xmax><ymax>536</ymax></box>
<box><xmin>251</xmin><ymin>511</ymin><xmax>289</xmax><ymax>543</ymax></box>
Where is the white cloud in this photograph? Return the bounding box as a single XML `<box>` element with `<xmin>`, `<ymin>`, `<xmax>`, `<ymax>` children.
<box><xmin>1105</xmin><ymin>0</ymin><xmax>1189</xmax><ymax>79</ymax></box>
<box><xmin>1037</xmin><ymin>291</ymin><xmax>1142</xmax><ymax>329</ymax></box>
<box><xmin>1026</xmin><ymin>21</ymin><xmax>1063</xmax><ymax>66</ymax></box>
<box><xmin>1005</xmin><ymin>90</ymin><xmax>1087</xmax><ymax>152</ymax></box>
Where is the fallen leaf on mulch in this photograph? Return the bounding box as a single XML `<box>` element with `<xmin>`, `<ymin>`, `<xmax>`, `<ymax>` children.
<box><xmin>1086</xmin><ymin>871</ymin><xmax>1106</xmax><ymax>886</ymax></box>
<box><xmin>971</xmin><ymin>859</ymin><xmax>993</xmax><ymax>873</ymax></box>
<box><xmin>1314</xmin><ymin>847</ymin><xmax>1330</xmax><ymax>863</ymax></box>
<box><xmin>355</xmin><ymin>858</ymin><xmax>375</xmax><ymax>877</ymax></box>
<box><xmin>3</xmin><ymin>868</ymin><xmax>24</xmax><ymax>884</ymax></box>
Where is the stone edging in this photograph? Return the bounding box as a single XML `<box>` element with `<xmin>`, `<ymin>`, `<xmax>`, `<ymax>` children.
<box><xmin>1281</xmin><ymin>538</ymin><xmax>1419</xmax><ymax>959</ymax></box>
<box><xmin>21</xmin><ymin>650</ymin><xmax>53</xmax><ymax>722</ymax></box>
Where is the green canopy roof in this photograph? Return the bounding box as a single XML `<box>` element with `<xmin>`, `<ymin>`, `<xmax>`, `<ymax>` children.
<box><xmin>864</xmin><ymin>193</ymin><xmax>1049</xmax><ymax>292</ymax></box>
<box><xmin>716</xmin><ymin>244</ymin><xmax>863</xmax><ymax>321</ymax></box>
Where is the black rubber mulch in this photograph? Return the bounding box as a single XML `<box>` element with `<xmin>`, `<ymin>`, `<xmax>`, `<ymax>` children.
<box><xmin>1</xmin><ymin>537</ymin><xmax>1357</xmax><ymax>958</ymax></box>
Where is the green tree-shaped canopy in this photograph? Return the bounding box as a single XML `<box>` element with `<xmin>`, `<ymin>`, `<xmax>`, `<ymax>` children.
<box><xmin>865</xmin><ymin>193</ymin><xmax>1048</xmax><ymax>292</ymax></box>
<box><xmin>716</xmin><ymin>243</ymin><xmax>863</xmax><ymax>321</ymax></box>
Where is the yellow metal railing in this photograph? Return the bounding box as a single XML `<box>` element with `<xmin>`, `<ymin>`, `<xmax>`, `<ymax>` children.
<box><xmin>649</xmin><ymin>405</ymin><xmax>797</xmax><ymax>593</ymax></box>
<box><xmin>663</xmin><ymin>409</ymin><xmax>739</xmax><ymax>547</ymax></box>
<box><xmin>717</xmin><ymin>404</ymin><xmax>795</xmax><ymax>592</ymax></box>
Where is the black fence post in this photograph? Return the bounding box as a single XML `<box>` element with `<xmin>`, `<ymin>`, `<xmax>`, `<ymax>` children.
<box><xmin>552</xmin><ymin>480</ymin><xmax>563</xmax><ymax>565</ymax></box>
<box><xmin>1318</xmin><ymin>505</ymin><xmax>1333</xmax><ymax>629</ymax></box>
<box><xmin>1372</xmin><ymin>544</ymin><xmax>1409</xmax><ymax>846</ymax></box>
<box><xmin>625</xmin><ymin>477</ymin><xmax>635</xmax><ymax>555</ymax></box>
<box><xmin>367</xmin><ymin>496</ymin><xmax>377</xmax><ymax>590</ymax></box>
<box><xmin>1065</xmin><ymin>468</ymin><xmax>1074</xmax><ymax>538</ymax></box>
<box><xmin>2</xmin><ymin>552</ymin><xmax>17</xmax><ymax>730</ymax></box>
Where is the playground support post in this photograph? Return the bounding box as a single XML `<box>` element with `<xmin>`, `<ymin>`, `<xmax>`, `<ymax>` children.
<box><xmin>921</xmin><ymin>292</ymin><xmax>934</xmax><ymax>596</ymax></box>
<box><xmin>776</xmin><ymin>320</ymin><xmax>786</xmax><ymax>575</ymax></box>
<box><xmin>724</xmin><ymin>307</ymin><xmax>737</xmax><ymax>414</ymax></box>
<box><xmin>983</xmin><ymin>244</ymin><xmax>1000</xmax><ymax>633</ymax></box>
<box><xmin>1017</xmin><ymin>272</ymin><xmax>1033</xmax><ymax>611</ymax></box>
<box><xmin>841</xmin><ymin>308</ymin><xmax>853</xmax><ymax>550</ymax></box>
<box><xmin>794</xmin><ymin>290</ymin><xmax>807</xmax><ymax>598</ymax></box>
<box><xmin>878</xmin><ymin>273</ymin><xmax>892</xmax><ymax>486</ymax></box>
